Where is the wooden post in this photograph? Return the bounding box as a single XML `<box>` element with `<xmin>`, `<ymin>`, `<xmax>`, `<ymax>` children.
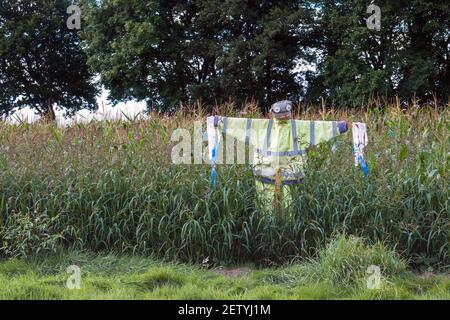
<box><xmin>274</xmin><ymin>168</ymin><xmax>282</xmax><ymax>221</ymax></box>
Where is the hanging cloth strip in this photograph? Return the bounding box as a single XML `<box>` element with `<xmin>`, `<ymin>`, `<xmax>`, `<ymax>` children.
<box><xmin>352</xmin><ymin>123</ymin><xmax>369</xmax><ymax>177</ymax></box>
<box><xmin>207</xmin><ymin>116</ymin><xmax>220</xmax><ymax>187</ymax></box>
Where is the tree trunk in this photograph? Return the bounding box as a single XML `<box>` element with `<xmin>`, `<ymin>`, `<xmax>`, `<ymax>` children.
<box><xmin>45</xmin><ymin>98</ymin><xmax>56</xmax><ymax>122</ymax></box>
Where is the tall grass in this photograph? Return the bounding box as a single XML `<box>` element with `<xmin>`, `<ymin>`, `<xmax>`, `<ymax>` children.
<box><xmin>0</xmin><ymin>103</ymin><xmax>448</xmax><ymax>269</ymax></box>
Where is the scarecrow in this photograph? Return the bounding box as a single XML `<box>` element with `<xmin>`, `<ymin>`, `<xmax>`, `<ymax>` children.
<box><xmin>207</xmin><ymin>100</ymin><xmax>366</xmax><ymax>213</ymax></box>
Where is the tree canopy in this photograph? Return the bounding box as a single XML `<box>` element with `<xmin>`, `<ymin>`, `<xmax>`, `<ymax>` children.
<box><xmin>0</xmin><ymin>0</ymin><xmax>98</xmax><ymax>119</ymax></box>
<box><xmin>81</xmin><ymin>0</ymin><xmax>448</xmax><ymax>109</ymax></box>
<box><xmin>306</xmin><ymin>0</ymin><xmax>450</xmax><ymax>106</ymax></box>
<box><xmin>1</xmin><ymin>0</ymin><xmax>448</xmax><ymax>115</ymax></box>
<box><xmin>80</xmin><ymin>0</ymin><xmax>314</xmax><ymax>110</ymax></box>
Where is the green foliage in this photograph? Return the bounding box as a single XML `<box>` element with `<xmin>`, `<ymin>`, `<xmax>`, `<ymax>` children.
<box><xmin>0</xmin><ymin>259</ymin><xmax>30</xmax><ymax>277</ymax></box>
<box><xmin>80</xmin><ymin>0</ymin><xmax>308</xmax><ymax>109</ymax></box>
<box><xmin>0</xmin><ymin>0</ymin><xmax>98</xmax><ymax>118</ymax></box>
<box><xmin>0</xmin><ymin>211</ymin><xmax>67</xmax><ymax>258</ymax></box>
<box><xmin>80</xmin><ymin>0</ymin><xmax>449</xmax><ymax>109</ymax></box>
<box><xmin>298</xmin><ymin>235</ymin><xmax>407</xmax><ymax>287</ymax></box>
<box><xmin>128</xmin><ymin>267</ymin><xmax>185</xmax><ymax>291</ymax></box>
<box><xmin>1</xmin><ymin>1</ymin><xmax>448</xmax><ymax>113</ymax></box>
<box><xmin>307</xmin><ymin>0</ymin><xmax>450</xmax><ymax>106</ymax></box>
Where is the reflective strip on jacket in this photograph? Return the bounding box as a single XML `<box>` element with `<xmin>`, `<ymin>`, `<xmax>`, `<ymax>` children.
<box><xmin>217</xmin><ymin>117</ymin><xmax>343</xmax><ymax>184</ymax></box>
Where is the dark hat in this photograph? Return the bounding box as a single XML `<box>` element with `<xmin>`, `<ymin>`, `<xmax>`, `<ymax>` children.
<box><xmin>270</xmin><ymin>100</ymin><xmax>293</xmax><ymax>119</ymax></box>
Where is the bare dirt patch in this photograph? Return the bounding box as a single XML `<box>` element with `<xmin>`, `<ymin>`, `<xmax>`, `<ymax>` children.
<box><xmin>213</xmin><ymin>267</ymin><xmax>251</xmax><ymax>278</ymax></box>
<box><xmin>418</xmin><ymin>272</ymin><xmax>450</xmax><ymax>279</ymax></box>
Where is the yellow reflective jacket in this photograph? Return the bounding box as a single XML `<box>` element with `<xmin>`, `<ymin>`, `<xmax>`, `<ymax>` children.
<box><xmin>217</xmin><ymin>117</ymin><xmax>343</xmax><ymax>185</ymax></box>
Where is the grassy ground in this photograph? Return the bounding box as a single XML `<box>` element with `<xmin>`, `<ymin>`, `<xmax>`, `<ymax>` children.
<box><xmin>1</xmin><ymin>236</ymin><xmax>449</xmax><ymax>300</ymax></box>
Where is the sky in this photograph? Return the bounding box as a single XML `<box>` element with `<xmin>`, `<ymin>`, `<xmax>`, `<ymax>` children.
<box><xmin>6</xmin><ymin>89</ymin><xmax>148</xmax><ymax>126</ymax></box>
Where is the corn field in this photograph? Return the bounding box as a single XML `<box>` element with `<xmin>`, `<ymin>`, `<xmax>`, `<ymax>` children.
<box><xmin>0</xmin><ymin>103</ymin><xmax>448</xmax><ymax>269</ymax></box>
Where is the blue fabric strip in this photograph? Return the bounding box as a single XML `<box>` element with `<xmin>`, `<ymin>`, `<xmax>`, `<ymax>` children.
<box><xmin>257</xmin><ymin>176</ymin><xmax>304</xmax><ymax>186</ymax></box>
<box><xmin>263</xmin><ymin>120</ymin><xmax>274</xmax><ymax>152</ymax></box>
<box><xmin>332</xmin><ymin>121</ymin><xmax>338</xmax><ymax>137</ymax></box>
<box><xmin>211</xmin><ymin>168</ymin><xmax>218</xmax><ymax>187</ymax></box>
<box><xmin>245</xmin><ymin>118</ymin><xmax>252</xmax><ymax>146</ymax></box>
<box><xmin>291</xmin><ymin>120</ymin><xmax>299</xmax><ymax>153</ymax></box>
<box><xmin>358</xmin><ymin>155</ymin><xmax>369</xmax><ymax>177</ymax></box>
<box><xmin>222</xmin><ymin>117</ymin><xmax>228</xmax><ymax>134</ymax></box>
<box><xmin>211</xmin><ymin>144</ymin><xmax>218</xmax><ymax>187</ymax></box>
<box><xmin>310</xmin><ymin>121</ymin><xmax>315</xmax><ymax>145</ymax></box>
<box><xmin>255</xmin><ymin>149</ymin><xmax>307</xmax><ymax>157</ymax></box>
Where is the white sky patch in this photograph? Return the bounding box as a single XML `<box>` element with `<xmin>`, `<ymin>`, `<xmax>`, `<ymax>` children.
<box><xmin>5</xmin><ymin>89</ymin><xmax>148</xmax><ymax>127</ymax></box>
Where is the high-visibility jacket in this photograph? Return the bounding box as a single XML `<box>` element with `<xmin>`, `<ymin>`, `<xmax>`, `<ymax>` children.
<box><xmin>216</xmin><ymin>117</ymin><xmax>344</xmax><ymax>185</ymax></box>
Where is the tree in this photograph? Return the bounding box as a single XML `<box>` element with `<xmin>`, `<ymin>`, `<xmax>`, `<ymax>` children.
<box><xmin>79</xmin><ymin>0</ymin><xmax>449</xmax><ymax>110</ymax></box>
<box><xmin>396</xmin><ymin>1</ymin><xmax>450</xmax><ymax>102</ymax></box>
<box><xmin>305</xmin><ymin>0</ymin><xmax>404</xmax><ymax>106</ymax></box>
<box><xmin>80</xmin><ymin>0</ymin><xmax>219</xmax><ymax>110</ymax></box>
<box><xmin>214</xmin><ymin>0</ymin><xmax>310</xmax><ymax>108</ymax></box>
<box><xmin>0</xmin><ymin>0</ymin><xmax>98</xmax><ymax>119</ymax></box>
<box><xmin>305</xmin><ymin>0</ymin><xmax>449</xmax><ymax>107</ymax></box>
<box><xmin>81</xmin><ymin>0</ymin><xmax>310</xmax><ymax>111</ymax></box>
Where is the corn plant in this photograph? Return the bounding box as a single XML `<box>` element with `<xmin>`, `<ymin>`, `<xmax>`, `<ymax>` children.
<box><xmin>0</xmin><ymin>103</ymin><xmax>448</xmax><ymax>269</ymax></box>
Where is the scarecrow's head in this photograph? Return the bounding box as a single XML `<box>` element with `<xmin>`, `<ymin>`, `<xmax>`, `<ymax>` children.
<box><xmin>270</xmin><ymin>100</ymin><xmax>293</xmax><ymax>120</ymax></box>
